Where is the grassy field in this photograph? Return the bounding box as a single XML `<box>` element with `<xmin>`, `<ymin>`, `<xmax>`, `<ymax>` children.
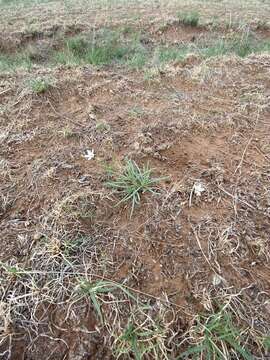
<box><xmin>0</xmin><ymin>0</ymin><xmax>270</xmax><ymax>359</ymax></box>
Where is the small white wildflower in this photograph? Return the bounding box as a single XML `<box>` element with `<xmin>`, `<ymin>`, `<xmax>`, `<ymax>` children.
<box><xmin>194</xmin><ymin>182</ymin><xmax>206</xmax><ymax>196</ymax></box>
<box><xmin>83</xmin><ymin>149</ymin><xmax>95</xmax><ymax>160</ymax></box>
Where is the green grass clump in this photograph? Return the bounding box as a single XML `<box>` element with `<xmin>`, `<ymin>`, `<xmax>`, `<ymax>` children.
<box><xmin>78</xmin><ymin>279</ymin><xmax>137</xmax><ymax>323</ymax></box>
<box><xmin>85</xmin><ymin>44</ymin><xmax>128</xmax><ymax>65</ymax></box>
<box><xmin>0</xmin><ymin>53</ymin><xmax>32</xmax><ymax>72</ymax></box>
<box><xmin>201</xmin><ymin>35</ymin><xmax>270</xmax><ymax>58</ymax></box>
<box><xmin>181</xmin><ymin>308</ymin><xmax>253</xmax><ymax>359</ymax></box>
<box><xmin>115</xmin><ymin>320</ymin><xmax>167</xmax><ymax>359</ymax></box>
<box><xmin>126</xmin><ymin>48</ymin><xmax>148</xmax><ymax>69</ymax></box>
<box><xmin>178</xmin><ymin>11</ymin><xmax>200</xmax><ymax>27</ymax></box>
<box><xmin>55</xmin><ymin>31</ymin><xmax>135</xmax><ymax>66</ymax></box>
<box><xmin>66</xmin><ymin>36</ymin><xmax>88</xmax><ymax>56</ymax></box>
<box><xmin>54</xmin><ymin>30</ymin><xmax>150</xmax><ymax>67</ymax></box>
<box><xmin>152</xmin><ymin>35</ymin><xmax>270</xmax><ymax>68</ymax></box>
<box><xmin>107</xmin><ymin>159</ymin><xmax>165</xmax><ymax>215</ymax></box>
<box><xmin>55</xmin><ymin>30</ymin><xmax>137</xmax><ymax>66</ymax></box>
<box><xmin>29</xmin><ymin>77</ymin><xmax>52</xmax><ymax>94</ymax></box>
<box><xmin>154</xmin><ymin>46</ymin><xmax>189</xmax><ymax>64</ymax></box>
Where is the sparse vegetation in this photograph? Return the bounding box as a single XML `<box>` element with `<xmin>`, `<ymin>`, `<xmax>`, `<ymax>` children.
<box><xmin>78</xmin><ymin>279</ymin><xmax>137</xmax><ymax>323</ymax></box>
<box><xmin>60</xmin><ymin>127</ymin><xmax>76</xmax><ymax>138</ymax></box>
<box><xmin>114</xmin><ymin>315</ymin><xmax>168</xmax><ymax>359</ymax></box>
<box><xmin>95</xmin><ymin>121</ymin><xmax>110</xmax><ymax>132</ymax></box>
<box><xmin>55</xmin><ymin>30</ymin><xmax>139</xmax><ymax>66</ymax></box>
<box><xmin>107</xmin><ymin>159</ymin><xmax>165</xmax><ymax>215</ymax></box>
<box><xmin>0</xmin><ymin>53</ymin><xmax>32</xmax><ymax>72</ymax></box>
<box><xmin>1</xmin><ymin>29</ymin><xmax>270</xmax><ymax>72</ymax></box>
<box><xmin>128</xmin><ymin>106</ymin><xmax>145</xmax><ymax>118</ymax></box>
<box><xmin>1</xmin><ymin>0</ymin><xmax>270</xmax><ymax>358</ymax></box>
<box><xmin>182</xmin><ymin>307</ymin><xmax>253</xmax><ymax>359</ymax></box>
<box><xmin>178</xmin><ymin>11</ymin><xmax>200</xmax><ymax>27</ymax></box>
<box><xmin>29</xmin><ymin>77</ymin><xmax>52</xmax><ymax>94</ymax></box>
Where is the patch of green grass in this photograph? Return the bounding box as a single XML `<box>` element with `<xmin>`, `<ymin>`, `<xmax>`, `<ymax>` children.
<box><xmin>128</xmin><ymin>106</ymin><xmax>145</xmax><ymax>118</ymax></box>
<box><xmin>95</xmin><ymin>122</ymin><xmax>110</xmax><ymax>132</ymax></box>
<box><xmin>0</xmin><ymin>53</ymin><xmax>32</xmax><ymax>72</ymax></box>
<box><xmin>77</xmin><ymin>279</ymin><xmax>137</xmax><ymax>323</ymax></box>
<box><xmin>60</xmin><ymin>127</ymin><xmax>77</xmax><ymax>138</ymax></box>
<box><xmin>66</xmin><ymin>36</ymin><xmax>88</xmax><ymax>56</ymax></box>
<box><xmin>63</xmin><ymin>30</ymin><xmax>134</xmax><ymax>66</ymax></box>
<box><xmin>106</xmin><ymin>159</ymin><xmax>165</xmax><ymax>216</ymax></box>
<box><xmin>126</xmin><ymin>49</ymin><xmax>148</xmax><ymax>69</ymax></box>
<box><xmin>180</xmin><ymin>308</ymin><xmax>253</xmax><ymax>360</ymax></box>
<box><xmin>61</xmin><ymin>237</ymin><xmax>89</xmax><ymax>257</ymax></box>
<box><xmin>143</xmin><ymin>67</ymin><xmax>160</xmax><ymax>83</ymax></box>
<box><xmin>114</xmin><ymin>321</ymin><xmax>166</xmax><ymax>360</ymax></box>
<box><xmin>53</xmin><ymin>50</ymin><xmax>80</xmax><ymax>65</ymax></box>
<box><xmin>263</xmin><ymin>336</ymin><xmax>270</xmax><ymax>352</ymax></box>
<box><xmin>0</xmin><ymin>0</ymin><xmax>54</xmax><ymax>7</ymax></box>
<box><xmin>85</xmin><ymin>44</ymin><xmax>128</xmax><ymax>65</ymax></box>
<box><xmin>2</xmin><ymin>29</ymin><xmax>270</xmax><ymax>73</ymax></box>
<box><xmin>152</xmin><ymin>35</ymin><xmax>270</xmax><ymax>67</ymax></box>
<box><xmin>54</xmin><ymin>31</ymin><xmax>135</xmax><ymax>66</ymax></box>
<box><xmin>29</xmin><ymin>77</ymin><xmax>52</xmax><ymax>94</ymax></box>
<box><xmin>201</xmin><ymin>35</ymin><xmax>270</xmax><ymax>58</ymax></box>
<box><xmin>154</xmin><ymin>46</ymin><xmax>190</xmax><ymax>64</ymax></box>
<box><xmin>178</xmin><ymin>11</ymin><xmax>200</xmax><ymax>27</ymax></box>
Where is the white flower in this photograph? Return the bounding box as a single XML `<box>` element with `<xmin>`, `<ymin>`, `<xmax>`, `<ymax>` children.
<box><xmin>194</xmin><ymin>182</ymin><xmax>205</xmax><ymax>196</ymax></box>
<box><xmin>83</xmin><ymin>149</ymin><xmax>95</xmax><ymax>160</ymax></box>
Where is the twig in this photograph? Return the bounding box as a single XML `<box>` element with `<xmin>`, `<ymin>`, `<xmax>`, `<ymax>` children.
<box><xmin>0</xmin><ymin>88</ymin><xmax>11</xmax><ymax>96</ymax></box>
<box><xmin>191</xmin><ymin>225</ymin><xmax>220</xmax><ymax>275</ymax></box>
<box><xmin>234</xmin><ymin>109</ymin><xmax>261</xmax><ymax>175</ymax></box>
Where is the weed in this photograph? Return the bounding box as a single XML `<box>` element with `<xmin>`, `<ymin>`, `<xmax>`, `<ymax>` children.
<box><xmin>263</xmin><ymin>336</ymin><xmax>270</xmax><ymax>352</ymax></box>
<box><xmin>62</xmin><ymin>198</ymin><xmax>96</xmax><ymax>221</ymax></box>
<box><xmin>181</xmin><ymin>307</ymin><xmax>253</xmax><ymax>359</ymax></box>
<box><xmin>178</xmin><ymin>11</ymin><xmax>200</xmax><ymax>27</ymax></box>
<box><xmin>256</xmin><ymin>20</ymin><xmax>270</xmax><ymax>30</ymax></box>
<box><xmin>106</xmin><ymin>159</ymin><xmax>165</xmax><ymax>215</ymax></box>
<box><xmin>0</xmin><ymin>261</ymin><xmax>25</xmax><ymax>278</ymax></box>
<box><xmin>125</xmin><ymin>39</ymin><xmax>148</xmax><ymax>69</ymax></box>
<box><xmin>128</xmin><ymin>106</ymin><xmax>144</xmax><ymax>118</ymax></box>
<box><xmin>62</xmin><ymin>237</ymin><xmax>89</xmax><ymax>257</ymax></box>
<box><xmin>113</xmin><ymin>308</ymin><xmax>169</xmax><ymax>360</ymax></box>
<box><xmin>143</xmin><ymin>67</ymin><xmax>160</xmax><ymax>83</ymax></box>
<box><xmin>95</xmin><ymin>122</ymin><xmax>110</xmax><ymax>132</ymax></box>
<box><xmin>115</xmin><ymin>322</ymin><xmax>164</xmax><ymax>359</ymax></box>
<box><xmin>60</xmin><ymin>127</ymin><xmax>76</xmax><ymax>138</ymax></box>
<box><xmin>77</xmin><ymin>279</ymin><xmax>137</xmax><ymax>323</ymax></box>
<box><xmin>29</xmin><ymin>77</ymin><xmax>52</xmax><ymax>94</ymax></box>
